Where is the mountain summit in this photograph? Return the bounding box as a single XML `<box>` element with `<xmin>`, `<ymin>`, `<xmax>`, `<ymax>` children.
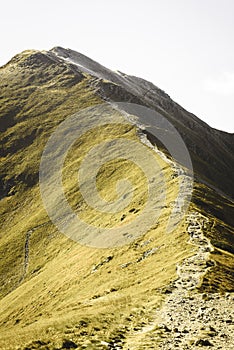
<box><xmin>0</xmin><ymin>48</ymin><xmax>233</xmax><ymax>349</ymax></box>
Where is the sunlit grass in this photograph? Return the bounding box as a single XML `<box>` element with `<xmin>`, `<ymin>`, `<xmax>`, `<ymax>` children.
<box><xmin>0</xmin><ymin>50</ymin><xmax>233</xmax><ymax>349</ymax></box>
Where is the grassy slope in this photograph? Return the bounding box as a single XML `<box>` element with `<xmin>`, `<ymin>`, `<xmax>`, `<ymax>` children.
<box><xmin>192</xmin><ymin>184</ymin><xmax>234</xmax><ymax>293</ymax></box>
<box><xmin>0</xmin><ymin>51</ymin><xmax>233</xmax><ymax>349</ymax></box>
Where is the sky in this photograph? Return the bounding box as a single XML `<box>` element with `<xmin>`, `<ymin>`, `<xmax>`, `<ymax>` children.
<box><xmin>0</xmin><ymin>0</ymin><xmax>233</xmax><ymax>132</ymax></box>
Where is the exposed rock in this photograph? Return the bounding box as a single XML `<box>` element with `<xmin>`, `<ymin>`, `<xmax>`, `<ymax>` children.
<box><xmin>61</xmin><ymin>339</ymin><xmax>78</xmax><ymax>349</ymax></box>
<box><xmin>195</xmin><ymin>338</ymin><xmax>213</xmax><ymax>346</ymax></box>
<box><xmin>91</xmin><ymin>256</ymin><xmax>113</xmax><ymax>273</ymax></box>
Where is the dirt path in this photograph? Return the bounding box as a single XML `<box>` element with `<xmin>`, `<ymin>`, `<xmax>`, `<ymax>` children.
<box><xmin>17</xmin><ymin>222</ymin><xmax>50</xmax><ymax>286</ymax></box>
<box><xmin>18</xmin><ymin>229</ymin><xmax>33</xmax><ymax>284</ymax></box>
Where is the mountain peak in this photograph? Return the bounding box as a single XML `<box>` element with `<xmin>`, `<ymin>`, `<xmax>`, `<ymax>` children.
<box><xmin>0</xmin><ymin>47</ymin><xmax>233</xmax><ymax>350</ymax></box>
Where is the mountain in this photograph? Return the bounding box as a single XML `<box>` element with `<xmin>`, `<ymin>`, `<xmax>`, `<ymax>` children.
<box><xmin>0</xmin><ymin>47</ymin><xmax>233</xmax><ymax>349</ymax></box>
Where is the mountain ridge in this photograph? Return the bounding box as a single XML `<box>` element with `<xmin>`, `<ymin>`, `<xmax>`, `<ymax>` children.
<box><xmin>51</xmin><ymin>47</ymin><xmax>234</xmax><ymax>199</ymax></box>
<box><xmin>1</xmin><ymin>47</ymin><xmax>234</xmax><ymax>200</ymax></box>
<box><xmin>0</xmin><ymin>47</ymin><xmax>233</xmax><ymax>349</ymax></box>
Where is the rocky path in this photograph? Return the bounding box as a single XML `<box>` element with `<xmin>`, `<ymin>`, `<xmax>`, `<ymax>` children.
<box><xmin>104</xmin><ymin>103</ymin><xmax>233</xmax><ymax>349</ymax></box>
<box><xmin>95</xmin><ymin>106</ymin><xmax>234</xmax><ymax>349</ymax></box>
<box><xmin>156</xmin><ymin>212</ymin><xmax>234</xmax><ymax>350</ymax></box>
<box><xmin>157</xmin><ymin>289</ymin><xmax>234</xmax><ymax>349</ymax></box>
<box><xmin>121</xmin><ymin>212</ymin><xmax>234</xmax><ymax>349</ymax></box>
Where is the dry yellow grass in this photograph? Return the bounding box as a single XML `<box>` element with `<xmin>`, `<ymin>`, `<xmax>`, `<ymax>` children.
<box><xmin>0</xmin><ymin>50</ymin><xmax>233</xmax><ymax>349</ymax></box>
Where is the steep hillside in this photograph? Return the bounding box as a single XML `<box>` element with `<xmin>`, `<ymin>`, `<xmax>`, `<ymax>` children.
<box><xmin>0</xmin><ymin>49</ymin><xmax>233</xmax><ymax>350</ymax></box>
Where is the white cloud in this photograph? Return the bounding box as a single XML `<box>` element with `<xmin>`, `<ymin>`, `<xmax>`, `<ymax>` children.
<box><xmin>203</xmin><ymin>72</ymin><xmax>234</xmax><ymax>95</ymax></box>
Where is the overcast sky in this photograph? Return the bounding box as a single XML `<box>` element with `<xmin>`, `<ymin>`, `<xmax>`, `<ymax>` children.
<box><xmin>1</xmin><ymin>0</ymin><xmax>233</xmax><ymax>132</ymax></box>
